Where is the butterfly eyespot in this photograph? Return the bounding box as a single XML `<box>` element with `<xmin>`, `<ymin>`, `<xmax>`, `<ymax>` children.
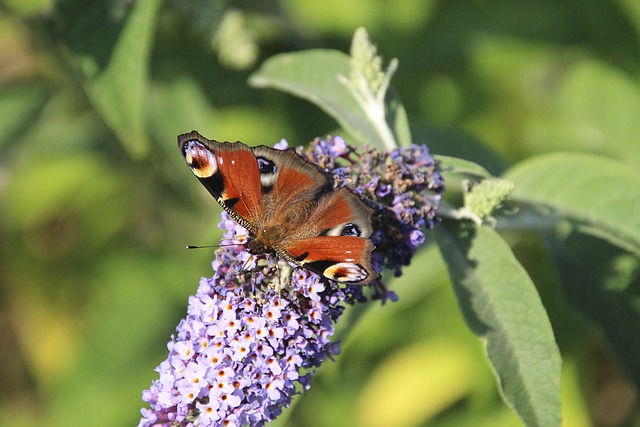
<box><xmin>256</xmin><ymin>157</ymin><xmax>277</xmax><ymax>174</ymax></box>
<box><xmin>323</xmin><ymin>262</ymin><xmax>368</xmax><ymax>283</ymax></box>
<box><xmin>184</xmin><ymin>140</ymin><xmax>218</xmax><ymax>178</ymax></box>
<box><xmin>340</xmin><ymin>223</ymin><xmax>361</xmax><ymax>237</ymax></box>
<box><xmin>256</xmin><ymin>156</ymin><xmax>278</xmax><ymax>190</ymax></box>
<box><xmin>321</xmin><ymin>222</ymin><xmax>362</xmax><ymax>237</ymax></box>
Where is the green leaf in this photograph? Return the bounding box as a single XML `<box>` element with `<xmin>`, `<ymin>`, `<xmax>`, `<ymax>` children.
<box><xmin>526</xmin><ymin>60</ymin><xmax>640</xmax><ymax>168</ymax></box>
<box><xmin>546</xmin><ymin>230</ymin><xmax>640</xmax><ymax>388</ymax></box>
<box><xmin>504</xmin><ymin>153</ymin><xmax>640</xmax><ymax>258</ymax></box>
<box><xmin>57</xmin><ymin>0</ymin><xmax>162</xmax><ymax>158</ymax></box>
<box><xmin>248</xmin><ymin>49</ymin><xmax>411</xmax><ymax>148</ymax></box>
<box><xmin>436</xmin><ymin>222</ymin><xmax>562</xmax><ymax>427</ymax></box>
<box><xmin>435</xmin><ymin>155</ymin><xmax>492</xmax><ymax>179</ymax></box>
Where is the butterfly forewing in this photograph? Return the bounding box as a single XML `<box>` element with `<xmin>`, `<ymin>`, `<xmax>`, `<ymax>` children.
<box><xmin>178</xmin><ymin>131</ymin><xmax>263</xmax><ymax>228</ymax></box>
<box><xmin>250</xmin><ymin>146</ymin><xmax>331</xmax><ymax>208</ymax></box>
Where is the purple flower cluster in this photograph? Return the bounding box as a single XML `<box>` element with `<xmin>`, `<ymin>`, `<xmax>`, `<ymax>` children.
<box><xmin>139</xmin><ymin>213</ymin><xmax>366</xmax><ymax>426</ymax></box>
<box><xmin>138</xmin><ymin>136</ymin><xmax>443</xmax><ymax>426</ymax></box>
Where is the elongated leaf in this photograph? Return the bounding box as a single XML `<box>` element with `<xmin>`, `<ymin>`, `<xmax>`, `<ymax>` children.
<box><xmin>436</xmin><ymin>222</ymin><xmax>561</xmax><ymax>427</ymax></box>
<box><xmin>525</xmin><ymin>60</ymin><xmax>640</xmax><ymax>168</ymax></box>
<box><xmin>504</xmin><ymin>153</ymin><xmax>640</xmax><ymax>258</ymax></box>
<box><xmin>56</xmin><ymin>0</ymin><xmax>162</xmax><ymax>157</ymax></box>
<box><xmin>248</xmin><ymin>49</ymin><xmax>411</xmax><ymax>148</ymax></box>
<box><xmin>546</xmin><ymin>230</ymin><xmax>640</xmax><ymax>388</ymax></box>
<box><xmin>435</xmin><ymin>155</ymin><xmax>492</xmax><ymax>179</ymax></box>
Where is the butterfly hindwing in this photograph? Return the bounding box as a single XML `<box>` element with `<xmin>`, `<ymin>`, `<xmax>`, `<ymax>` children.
<box><xmin>280</xmin><ymin>187</ymin><xmax>378</xmax><ymax>284</ymax></box>
<box><xmin>306</xmin><ymin>187</ymin><xmax>373</xmax><ymax>238</ymax></box>
<box><xmin>285</xmin><ymin>236</ymin><xmax>376</xmax><ymax>285</ymax></box>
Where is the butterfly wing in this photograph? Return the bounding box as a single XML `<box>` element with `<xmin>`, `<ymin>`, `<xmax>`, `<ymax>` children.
<box><xmin>250</xmin><ymin>145</ymin><xmax>331</xmax><ymax>212</ymax></box>
<box><xmin>178</xmin><ymin>131</ymin><xmax>263</xmax><ymax>230</ymax></box>
<box><xmin>247</xmin><ymin>146</ymin><xmax>379</xmax><ymax>285</ymax></box>
<box><xmin>285</xmin><ymin>236</ymin><xmax>377</xmax><ymax>285</ymax></box>
<box><xmin>281</xmin><ymin>188</ymin><xmax>379</xmax><ymax>285</ymax></box>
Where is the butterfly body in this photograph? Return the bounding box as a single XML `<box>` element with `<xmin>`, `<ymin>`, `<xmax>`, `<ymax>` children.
<box><xmin>179</xmin><ymin>131</ymin><xmax>379</xmax><ymax>285</ymax></box>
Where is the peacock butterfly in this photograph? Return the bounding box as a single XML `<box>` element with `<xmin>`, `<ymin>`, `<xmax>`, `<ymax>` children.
<box><xmin>178</xmin><ymin>130</ymin><xmax>379</xmax><ymax>285</ymax></box>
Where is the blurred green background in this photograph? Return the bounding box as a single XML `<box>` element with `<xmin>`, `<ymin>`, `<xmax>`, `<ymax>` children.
<box><xmin>1</xmin><ymin>0</ymin><xmax>639</xmax><ymax>426</ymax></box>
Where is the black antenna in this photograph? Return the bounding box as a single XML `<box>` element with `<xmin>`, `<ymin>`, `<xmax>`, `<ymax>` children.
<box><xmin>186</xmin><ymin>235</ymin><xmax>251</xmax><ymax>250</ymax></box>
<box><xmin>186</xmin><ymin>244</ymin><xmax>218</xmax><ymax>250</ymax></box>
